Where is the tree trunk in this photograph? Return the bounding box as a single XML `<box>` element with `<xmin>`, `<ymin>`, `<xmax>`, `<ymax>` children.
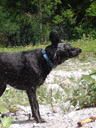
<box><xmin>38</xmin><ymin>0</ymin><xmax>42</xmax><ymax>33</ymax></box>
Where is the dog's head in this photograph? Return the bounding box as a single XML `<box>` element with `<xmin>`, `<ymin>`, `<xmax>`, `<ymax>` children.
<box><xmin>45</xmin><ymin>32</ymin><xmax>82</xmax><ymax>66</ymax></box>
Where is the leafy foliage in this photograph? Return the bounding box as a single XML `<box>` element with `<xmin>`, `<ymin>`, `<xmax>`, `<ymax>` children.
<box><xmin>1</xmin><ymin>116</ymin><xmax>14</xmax><ymax>128</ymax></box>
<box><xmin>71</xmin><ymin>73</ymin><xmax>96</xmax><ymax>108</ymax></box>
<box><xmin>0</xmin><ymin>0</ymin><xmax>96</xmax><ymax>46</ymax></box>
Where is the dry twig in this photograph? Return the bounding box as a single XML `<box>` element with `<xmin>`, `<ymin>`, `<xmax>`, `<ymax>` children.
<box><xmin>77</xmin><ymin>117</ymin><xmax>96</xmax><ymax>126</ymax></box>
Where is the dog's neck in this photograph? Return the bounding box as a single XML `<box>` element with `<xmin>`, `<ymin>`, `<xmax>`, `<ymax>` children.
<box><xmin>42</xmin><ymin>50</ymin><xmax>55</xmax><ymax>69</ymax></box>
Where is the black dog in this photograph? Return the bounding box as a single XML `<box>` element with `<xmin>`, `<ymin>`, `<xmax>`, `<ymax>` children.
<box><xmin>0</xmin><ymin>32</ymin><xmax>81</xmax><ymax>123</ymax></box>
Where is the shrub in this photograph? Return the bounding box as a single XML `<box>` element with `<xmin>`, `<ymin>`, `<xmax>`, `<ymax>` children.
<box><xmin>71</xmin><ymin>73</ymin><xmax>96</xmax><ymax>108</ymax></box>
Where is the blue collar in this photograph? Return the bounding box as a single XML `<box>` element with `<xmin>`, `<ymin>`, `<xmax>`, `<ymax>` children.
<box><xmin>42</xmin><ymin>50</ymin><xmax>55</xmax><ymax>69</ymax></box>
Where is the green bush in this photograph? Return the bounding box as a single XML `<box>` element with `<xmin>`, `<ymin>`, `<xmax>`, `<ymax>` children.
<box><xmin>0</xmin><ymin>6</ymin><xmax>44</xmax><ymax>46</ymax></box>
<box><xmin>1</xmin><ymin>116</ymin><xmax>14</xmax><ymax>128</ymax></box>
<box><xmin>71</xmin><ymin>73</ymin><xmax>96</xmax><ymax>109</ymax></box>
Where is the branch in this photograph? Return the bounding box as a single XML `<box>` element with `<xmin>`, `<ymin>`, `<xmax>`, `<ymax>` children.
<box><xmin>77</xmin><ymin>117</ymin><xmax>96</xmax><ymax>126</ymax></box>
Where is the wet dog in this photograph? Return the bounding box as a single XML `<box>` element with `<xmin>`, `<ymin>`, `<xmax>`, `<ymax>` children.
<box><xmin>0</xmin><ymin>32</ymin><xmax>82</xmax><ymax>122</ymax></box>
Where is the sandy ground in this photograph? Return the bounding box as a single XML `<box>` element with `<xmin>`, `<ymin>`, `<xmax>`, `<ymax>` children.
<box><xmin>0</xmin><ymin>105</ymin><xmax>96</xmax><ymax>128</ymax></box>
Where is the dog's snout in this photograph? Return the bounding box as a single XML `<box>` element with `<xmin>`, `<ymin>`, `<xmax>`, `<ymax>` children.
<box><xmin>76</xmin><ymin>48</ymin><xmax>82</xmax><ymax>54</ymax></box>
<box><xmin>79</xmin><ymin>49</ymin><xmax>82</xmax><ymax>53</ymax></box>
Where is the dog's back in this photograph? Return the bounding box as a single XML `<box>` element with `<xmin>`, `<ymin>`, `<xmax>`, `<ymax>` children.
<box><xmin>0</xmin><ymin>48</ymin><xmax>47</xmax><ymax>90</ymax></box>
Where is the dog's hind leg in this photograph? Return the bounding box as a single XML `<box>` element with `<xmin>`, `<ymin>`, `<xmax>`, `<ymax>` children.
<box><xmin>0</xmin><ymin>84</ymin><xmax>6</xmax><ymax>97</ymax></box>
<box><xmin>26</xmin><ymin>89</ymin><xmax>43</xmax><ymax>123</ymax></box>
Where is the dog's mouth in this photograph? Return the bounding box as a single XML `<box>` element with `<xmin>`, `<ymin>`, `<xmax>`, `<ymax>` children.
<box><xmin>68</xmin><ymin>48</ymin><xmax>82</xmax><ymax>58</ymax></box>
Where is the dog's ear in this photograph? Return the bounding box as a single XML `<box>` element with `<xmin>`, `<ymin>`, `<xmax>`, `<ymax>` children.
<box><xmin>49</xmin><ymin>32</ymin><xmax>60</xmax><ymax>45</ymax></box>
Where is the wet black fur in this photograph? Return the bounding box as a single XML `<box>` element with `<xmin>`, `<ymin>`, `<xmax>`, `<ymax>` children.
<box><xmin>0</xmin><ymin>32</ymin><xmax>82</xmax><ymax>123</ymax></box>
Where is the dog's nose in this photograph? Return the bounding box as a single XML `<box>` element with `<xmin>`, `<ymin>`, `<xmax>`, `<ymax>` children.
<box><xmin>77</xmin><ymin>48</ymin><xmax>82</xmax><ymax>53</ymax></box>
<box><xmin>79</xmin><ymin>49</ymin><xmax>82</xmax><ymax>53</ymax></box>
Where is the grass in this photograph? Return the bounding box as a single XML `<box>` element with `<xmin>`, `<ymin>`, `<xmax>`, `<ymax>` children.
<box><xmin>69</xmin><ymin>37</ymin><xmax>96</xmax><ymax>53</ymax></box>
<box><xmin>0</xmin><ymin>87</ymin><xmax>28</xmax><ymax>113</ymax></box>
<box><xmin>0</xmin><ymin>44</ymin><xmax>48</xmax><ymax>53</ymax></box>
<box><xmin>0</xmin><ymin>37</ymin><xmax>96</xmax><ymax>114</ymax></box>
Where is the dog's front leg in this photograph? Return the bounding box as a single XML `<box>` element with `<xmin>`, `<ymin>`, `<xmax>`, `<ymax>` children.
<box><xmin>26</xmin><ymin>89</ymin><xmax>43</xmax><ymax>123</ymax></box>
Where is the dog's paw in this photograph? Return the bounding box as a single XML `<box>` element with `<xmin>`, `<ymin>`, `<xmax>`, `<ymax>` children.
<box><xmin>36</xmin><ymin>118</ymin><xmax>46</xmax><ymax>123</ymax></box>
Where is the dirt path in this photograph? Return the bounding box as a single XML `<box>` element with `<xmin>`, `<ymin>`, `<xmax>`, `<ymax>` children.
<box><xmin>3</xmin><ymin>105</ymin><xmax>96</xmax><ymax>128</ymax></box>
